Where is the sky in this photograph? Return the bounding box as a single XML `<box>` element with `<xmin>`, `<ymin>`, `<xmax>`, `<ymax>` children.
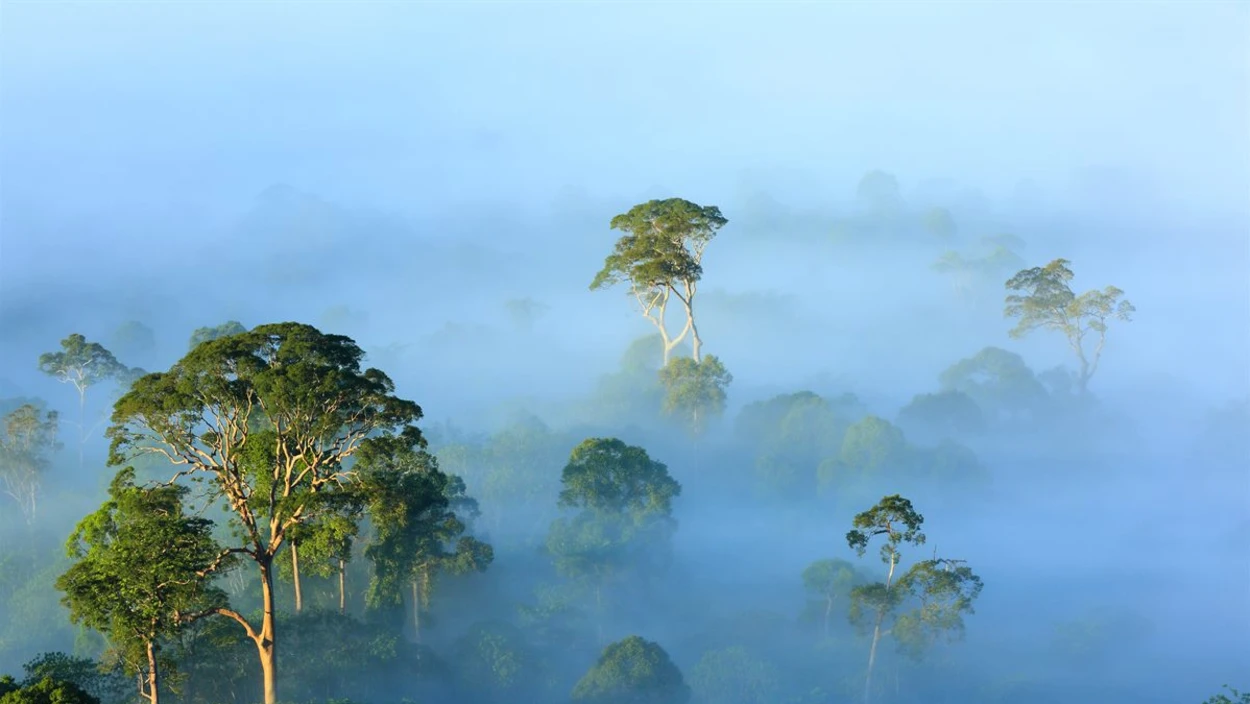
<box><xmin>1</xmin><ymin>0</ymin><xmax>1247</xmax><ymax>224</ymax></box>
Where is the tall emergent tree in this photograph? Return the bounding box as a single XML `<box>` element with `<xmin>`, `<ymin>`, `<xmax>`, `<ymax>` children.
<box><xmin>1004</xmin><ymin>258</ymin><xmax>1135</xmax><ymax>393</ymax></box>
<box><xmin>845</xmin><ymin>495</ymin><xmax>926</xmax><ymax>703</ymax></box>
<box><xmin>591</xmin><ymin>198</ymin><xmax>727</xmax><ymax>364</ymax></box>
<box><xmin>56</xmin><ymin>468</ymin><xmax>228</xmax><ymax>704</ymax></box>
<box><xmin>38</xmin><ymin>334</ymin><xmax>130</xmax><ymax>468</ymax></box>
<box><xmin>658</xmin><ymin>356</ymin><xmax>732</xmax><ymax>438</ymax></box>
<box><xmin>844</xmin><ymin>495</ymin><xmax>983</xmax><ymax>703</ymax></box>
<box><xmin>105</xmin><ymin>322</ymin><xmax>423</xmax><ymax>704</ymax></box>
<box><xmin>0</xmin><ymin>403</ymin><xmax>60</xmax><ymax>524</ymax></box>
<box><xmin>361</xmin><ymin>440</ymin><xmax>492</xmax><ymax>642</ymax></box>
<box><xmin>545</xmin><ymin>438</ymin><xmax>681</xmax><ymax>640</ymax></box>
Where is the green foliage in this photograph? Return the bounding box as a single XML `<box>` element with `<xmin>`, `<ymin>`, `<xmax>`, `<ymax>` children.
<box><xmin>800</xmin><ymin>559</ymin><xmax>861</xmax><ymax>636</ymax></box>
<box><xmin>37</xmin><ymin>335</ymin><xmax>128</xmax><ymax>402</ymax></box>
<box><xmin>109</xmin><ymin>321</ymin><xmax>156</xmax><ymax>364</ymax></box>
<box><xmin>817</xmin><ymin>416</ymin><xmax>914</xmax><ymax>498</ymax></box>
<box><xmin>547</xmin><ymin>439</ymin><xmax>681</xmax><ymax>610</ymax></box>
<box><xmin>18</xmin><ymin>653</ymin><xmax>127</xmax><ymax>704</ymax></box>
<box><xmin>360</xmin><ymin>443</ymin><xmax>492</xmax><ymax>615</ymax></box>
<box><xmin>591</xmin><ymin>199</ymin><xmax>726</xmax><ymax>293</ymax></box>
<box><xmin>571</xmin><ymin>635</ymin><xmax>690</xmax><ymax>704</ymax></box>
<box><xmin>658</xmin><ymin>356</ymin><xmax>732</xmax><ymax>437</ymax></box>
<box><xmin>891</xmin><ymin>559</ymin><xmax>984</xmax><ymax>658</ymax></box>
<box><xmin>1004</xmin><ymin>259</ymin><xmax>1135</xmax><ymax>391</ymax></box>
<box><xmin>0</xmin><ymin>677</ymin><xmax>99</xmax><ymax>704</ymax></box>
<box><xmin>451</xmin><ymin>621</ymin><xmax>546</xmax><ymax>703</ymax></box>
<box><xmin>897</xmin><ymin>390</ymin><xmax>984</xmax><ymax>439</ymax></box>
<box><xmin>0</xmin><ymin>404</ymin><xmax>60</xmax><ymax>524</ymax></box>
<box><xmin>846</xmin><ymin>494</ymin><xmax>926</xmax><ymax>568</ymax></box>
<box><xmin>56</xmin><ymin>467</ymin><xmax>228</xmax><ymax>690</ymax></box>
<box><xmin>1204</xmin><ymin>686</ymin><xmax>1250</xmax><ymax>704</ymax></box>
<box><xmin>688</xmin><ymin>646</ymin><xmax>780</xmax><ymax>704</ymax></box>
<box><xmin>186</xmin><ymin>321</ymin><xmax>247</xmax><ymax>351</ymax></box>
<box><xmin>735</xmin><ymin>391</ymin><xmax>849</xmax><ymax>499</ymax></box>
<box><xmin>938</xmin><ymin>347</ymin><xmax>1050</xmax><ymax>423</ymax></box>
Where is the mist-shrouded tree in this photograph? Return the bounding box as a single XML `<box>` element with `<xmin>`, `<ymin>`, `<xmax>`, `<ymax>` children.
<box><xmin>110</xmin><ymin>321</ymin><xmax>157</xmax><ymax>367</ymax></box>
<box><xmin>545</xmin><ymin>439</ymin><xmax>681</xmax><ymax>639</ymax></box>
<box><xmin>1004</xmin><ymin>258</ymin><xmax>1135</xmax><ymax>393</ymax></box>
<box><xmin>688</xmin><ymin>646</ymin><xmax>780</xmax><ymax>704</ymax></box>
<box><xmin>737</xmin><ymin>391</ymin><xmax>848</xmax><ymax>500</ymax></box>
<box><xmin>0</xmin><ymin>403</ymin><xmax>60</xmax><ymax>525</ymax></box>
<box><xmin>104</xmin><ymin>322</ymin><xmax>423</xmax><ymax>704</ymax></box>
<box><xmin>890</xmin><ymin>558</ymin><xmax>983</xmax><ymax>660</ymax></box>
<box><xmin>571</xmin><ymin>635</ymin><xmax>690</xmax><ymax>704</ymax></box>
<box><xmin>802</xmin><ymin>558</ymin><xmax>860</xmax><ymax>638</ymax></box>
<box><xmin>591</xmin><ymin>198</ymin><xmax>727</xmax><ymax>364</ymax></box>
<box><xmin>658</xmin><ymin>355</ymin><xmax>732</xmax><ymax>438</ymax></box>
<box><xmin>38</xmin><ymin>334</ymin><xmax>134</xmax><ymax>468</ymax></box>
<box><xmin>186</xmin><ymin>321</ymin><xmax>247</xmax><ymax>351</ymax></box>
<box><xmin>503</xmin><ymin>297</ymin><xmax>550</xmax><ymax>332</ymax></box>
<box><xmin>896</xmin><ymin>390</ymin><xmax>984</xmax><ymax>441</ymax></box>
<box><xmin>450</xmin><ymin>620</ymin><xmax>548</xmax><ymax>704</ymax></box>
<box><xmin>818</xmin><ymin>416</ymin><xmax>913</xmax><ymax>498</ymax></box>
<box><xmin>56</xmin><ymin>467</ymin><xmax>228</xmax><ymax>704</ymax></box>
<box><xmin>17</xmin><ymin>653</ymin><xmax>129</xmax><ymax>704</ymax></box>
<box><xmin>938</xmin><ymin>347</ymin><xmax>1050</xmax><ymax>424</ymax></box>
<box><xmin>845</xmin><ymin>495</ymin><xmax>926</xmax><ymax>703</ymax></box>
<box><xmin>921</xmin><ymin>207</ymin><xmax>956</xmax><ymax>242</ymax></box>
<box><xmin>361</xmin><ymin>440</ymin><xmax>492</xmax><ymax>643</ymax></box>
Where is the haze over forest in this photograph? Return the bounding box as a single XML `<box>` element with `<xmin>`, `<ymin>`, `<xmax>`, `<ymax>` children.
<box><xmin>1</xmin><ymin>3</ymin><xmax>1247</xmax><ymax>704</ymax></box>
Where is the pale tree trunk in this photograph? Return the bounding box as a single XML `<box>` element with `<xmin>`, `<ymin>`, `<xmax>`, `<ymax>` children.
<box><xmin>77</xmin><ymin>385</ymin><xmax>86</xmax><ymax>471</ymax></box>
<box><xmin>291</xmin><ymin>540</ymin><xmax>303</xmax><ymax>614</ymax></box>
<box><xmin>864</xmin><ymin>552</ymin><xmax>898</xmax><ymax>704</ymax></box>
<box><xmin>687</xmin><ymin>310</ymin><xmax>702</xmax><ymax>363</ymax></box>
<box><xmin>257</xmin><ymin>562</ymin><xmax>278</xmax><ymax>704</ymax></box>
<box><xmin>823</xmin><ymin>596</ymin><xmax>833</xmax><ymax>638</ymax></box>
<box><xmin>338</xmin><ymin>558</ymin><xmax>346</xmax><ymax>615</ymax></box>
<box><xmin>144</xmin><ymin>640</ymin><xmax>159</xmax><ymax>704</ymax></box>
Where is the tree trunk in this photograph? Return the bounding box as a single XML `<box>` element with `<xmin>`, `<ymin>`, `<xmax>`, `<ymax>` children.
<box><xmin>823</xmin><ymin>596</ymin><xmax>833</xmax><ymax>638</ymax></box>
<box><xmin>864</xmin><ymin>610</ymin><xmax>884</xmax><ymax>704</ymax></box>
<box><xmin>688</xmin><ymin>313</ymin><xmax>702</xmax><ymax>363</ymax></box>
<box><xmin>338</xmin><ymin>558</ymin><xmax>346</xmax><ymax>615</ymax></box>
<box><xmin>291</xmin><ymin>540</ymin><xmax>303</xmax><ymax>614</ymax></box>
<box><xmin>257</xmin><ymin>562</ymin><xmax>278</xmax><ymax>704</ymax></box>
<box><xmin>411</xmin><ymin>579</ymin><xmax>421</xmax><ymax>642</ymax></box>
<box><xmin>77</xmin><ymin>387</ymin><xmax>86</xmax><ymax>471</ymax></box>
<box><xmin>145</xmin><ymin>640</ymin><xmax>159</xmax><ymax>704</ymax></box>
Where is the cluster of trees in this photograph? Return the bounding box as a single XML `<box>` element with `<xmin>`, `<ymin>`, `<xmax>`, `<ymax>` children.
<box><xmin>5</xmin><ymin>195</ymin><xmax>1239</xmax><ymax>704</ymax></box>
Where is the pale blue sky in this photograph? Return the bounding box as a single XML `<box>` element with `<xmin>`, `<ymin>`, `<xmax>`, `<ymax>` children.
<box><xmin>2</xmin><ymin>0</ymin><xmax>1247</xmax><ymax>218</ymax></box>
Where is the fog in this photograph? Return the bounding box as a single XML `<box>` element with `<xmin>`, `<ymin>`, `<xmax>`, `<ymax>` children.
<box><xmin>1</xmin><ymin>2</ymin><xmax>1247</xmax><ymax>704</ymax></box>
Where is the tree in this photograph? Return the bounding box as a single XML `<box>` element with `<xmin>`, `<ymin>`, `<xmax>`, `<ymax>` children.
<box><xmin>571</xmin><ymin>635</ymin><xmax>690</xmax><ymax>704</ymax></box>
<box><xmin>0</xmin><ymin>676</ymin><xmax>99</xmax><ymax>704</ymax></box>
<box><xmin>591</xmin><ymin>199</ymin><xmax>727</xmax><ymax>364</ymax></box>
<box><xmin>845</xmin><ymin>495</ymin><xmax>926</xmax><ymax>703</ymax></box>
<box><xmin>896</xmin><ymin>390</ymin><xmax>984</xmax><ymax>441</ymax></box>
<box><xmin>0</xmin><ymin>404</ymin><xmax>60</xmax><ymax>524</ymax></box>
<box><xmin>921</xmin><ymin>207</ymin><xmax>956</xmax><ymax>242</ymax></box>
<box><xmin>105</xmin><ymin>322</ymin><xmax>423</xmax><ymax>704</ymax></box>
<box><xmin>802</xmin><ymin>558</ymin><xmax>860</xmax><ymax>638</ymax></box>
<box><xmin>362</xmin><ymin>442</ymin><xmax>493</xmax><ymax>643</ymax></box>
<box><xmin>1004</xmin><ymin>259</ymin><xmax>1135</xmax><ymax>393</ymax></box>
<box><xmin>186</xmin><ymin>321</ymin><xmax>247</xmax><ymax>351</ymax></box>
<box><xmin>18</xmin><ymin>653</ymin><xmax>128</xmax><ymax>704</ymax></box>
<box><xmin>546</xmin><ymin>439</ymin><xmax>681</xmax><ymax>638</ymax></box>
<box><xmin>110</xmin><ymin>321</ymin><xmax>157</xmax><ymax>366</ymax></box>
<box><xmin>37</xmin><ymin>334</ymin><xmax>130</xmax><ymax>469</ymax></box>
<box><xmin>56</xmin><ymin>468</ymin><xmax>228</xmax><ymax>704</ymax></box>
<box><xmin>737</xmin><ymin>392</ymin><xmax>848</xmax><ymax>500</ymax></box>
<box><xmin>658</xmin><ymin>356</ymin><xmax>732</xmax><ymax>438</ymax></box>
<box><xmin>938</xmin><ymin>347</ymin><xmax>1050</xmax><ymax>424</ymax></box>
<box><xmin>688</xmin><ymin>646</ymin><xmax>780</xmax><ymax>704</ymax></box>
<box><xmin>1204</xmin><ymin>686</ymin><xmax>1250</xmax><ymax>704</ymax></box>
<box><xmin>890</xmin><ymin>558</ymin><xmax>983</xmax><ymax>659</ymax></box>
